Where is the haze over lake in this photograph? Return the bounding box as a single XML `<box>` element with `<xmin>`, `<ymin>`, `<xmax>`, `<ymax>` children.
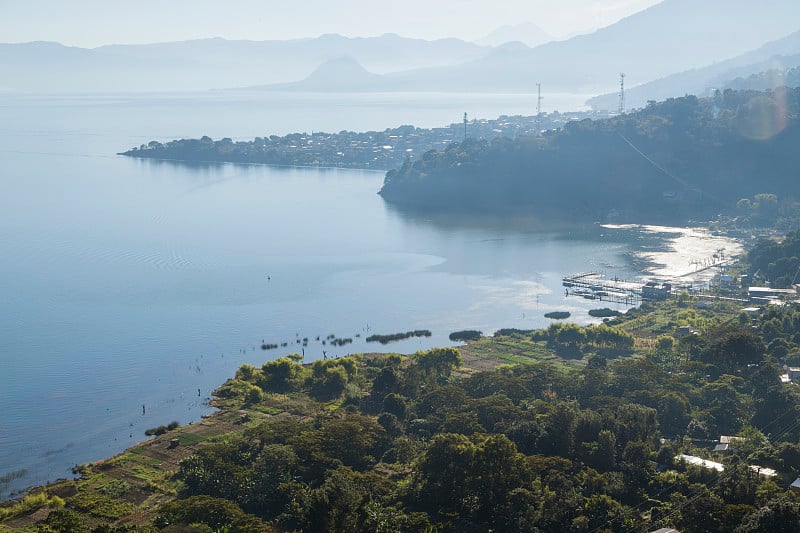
<box><xmin>0</xmin><ymin>91</ymin><xmax>739</xmax><ymax>497</ymax></box>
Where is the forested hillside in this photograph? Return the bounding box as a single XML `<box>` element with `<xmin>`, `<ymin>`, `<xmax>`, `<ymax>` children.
<box><xmin>379</xmin><ymin>88</ymin><xmax>800</xmax><ymax>223</ymax></box>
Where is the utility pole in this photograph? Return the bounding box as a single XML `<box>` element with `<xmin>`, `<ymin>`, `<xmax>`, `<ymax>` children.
<box><xmin>463</xmin><ymin>112</ymin><xmax>468</xmax><ymax>141</ymax></box>
<box><xmin>618</xmin><ymin>73</ymin><xmax>626</xmax><ymax>115</ymax></box>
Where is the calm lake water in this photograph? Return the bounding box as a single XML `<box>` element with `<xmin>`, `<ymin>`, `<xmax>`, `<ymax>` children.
<box><xmin>0</xmin><ymin>91</ymin><xmax>735</xmax><ymax>497</ymax></box>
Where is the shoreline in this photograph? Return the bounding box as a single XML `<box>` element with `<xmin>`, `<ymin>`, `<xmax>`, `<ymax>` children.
<box><xmin>118</xmin><ymin>153</ymin><xmax>389</xmax><ymax>174</ymax></box>
<box><xmin>0</xmin><ymin>219</ymin><xmax>747</xmax><ymax>501</ymax></box>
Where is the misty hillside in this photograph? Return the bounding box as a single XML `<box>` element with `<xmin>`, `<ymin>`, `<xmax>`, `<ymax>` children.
<box><xmin>587</xmin><ymin>31</ymin><xmax>800</xmax><ymax>110</ymax></box>
<box><xmin>382</xmin><ymin>0</ymin><xmax>800</xmax><ymax>93</ymax></box>
<box><xmin>726</xmin><ymin>65</ymin><xmax>800</xmax><ymax>91</ymax></box>
<box><xmin>379</xmin><ymin>88</ymin><xmax>800</xmax><ymax>224</ymax></box>
<box><xmin>0</xmin><ymin>34</ymin><xmax>487</xmax><ymax>93</ymax></box>
<box><xmin>261</xmin><ymin>56</ymin><xmax>385</xmax><ymax>92</ymax></box>
<box><xmin>248</xmin><ymin>0</ymin><xmax>800</xmax><ymax>95</ymax></box>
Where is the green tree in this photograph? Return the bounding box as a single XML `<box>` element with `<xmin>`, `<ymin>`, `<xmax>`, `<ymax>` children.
<box><xmin>37</xmin><ymin>509</ymin><xmax>86</xmax><ymax>533</ymax></box>
<box><xmin>735</xmin><ymin>495</ymin><xmax>800</xmax><ymax>532</ymax></box>
<box><xmin>306</xmin><ymin>467</ymin><xmax>393</xmax><ymax>532</ymax></box>
<box><xmin>415</xmin><ymin>347</ymin><xmax>462</xmax><ymax>377</ymax></box>
<box><xmin>415</xmin><ymin>433</ymin><xmax>476</xmax><ymax>515</ymax></box>
<box><xmin>245</xmin><ymin>444</ymin><xmax>300</xmax><ymax>520</ymax></box>
<box><xmin>155</xmin><ymin>496</ymin><xmax>269</xmax><ymax>531</ymax></box>
<box><xmin>699</xmin><ymin>326</ymin><xmax>765</xmax><ymax>373</ymax></box>
<box><xmin>470</xmin><ymin>434</ymin><xmax>526</xmax><ymax>525</ymax></box>
<box><xmin>259</xmin><ymin>357</ymin><xmax>305</xmax><ymax>393</ymax></box>
<box><xmin>315</xmin><ymin>415</ymin><xmax>386</xmax><ymax>470</ymax></box>
<box><xmin>577</xmin><ymin>494</ymin><xmax>628</xmax><ymax>532</ymax></box>
<box><xmin>553</xmin><ymin>323</ymin><xmax>587</xmax><ymax>357</ymax></box>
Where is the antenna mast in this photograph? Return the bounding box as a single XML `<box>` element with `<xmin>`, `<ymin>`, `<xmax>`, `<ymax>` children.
<box><xmin>463</xmin><ymin>112</ymin><xmax>468</xmax><ymax>141</ymax></box>
<box><xmin>536</xmin><ymin>83</ymin><xmax>543</xmax><ymax>135</ymax></box>
<box><xmin>618</xmin><ymin>73</ymin><xmax>626</xmax><ymax>115</ymax></box>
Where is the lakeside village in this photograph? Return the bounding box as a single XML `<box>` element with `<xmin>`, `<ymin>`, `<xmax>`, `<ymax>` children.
<box><xmin>563</xmin><ymin>251</ymin><xmax>800</xmax><ymax>384</ymax></box>
<box><xmin>563</xmin><ymin>253</ymin><xmax>800</xmax><ymax>491</ymax></box>
<box><xmin>121</xmin><ymin>109</ymin><xmax>616</xmax><ymax>170</ymax></box>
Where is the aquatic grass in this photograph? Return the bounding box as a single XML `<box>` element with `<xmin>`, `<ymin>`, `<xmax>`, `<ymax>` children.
<box><xmin>588</xmin><ymin>308</ymin><xmax>621</xmax><ymax>318</ymax></box>
<box><xmin>449</xmin><ymin>330</ymin><xmax>482</xmax><ymax>341</ymax></box>
<box><xmin>366</xmin><ymin>330</ymin><xmax>432</xmax><ymax>344</ymax></box>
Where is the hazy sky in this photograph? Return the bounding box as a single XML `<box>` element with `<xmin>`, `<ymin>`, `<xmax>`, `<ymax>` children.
<box><xmin>1</xmin><ymin>0</ymin><xmax>662</xmax><ymax>47</ymax></box>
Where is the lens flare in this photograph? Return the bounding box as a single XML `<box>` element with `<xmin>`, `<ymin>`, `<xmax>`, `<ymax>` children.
<box><xmin>736</xmin><ymin>86</ymin><xmax>790</xmax><ymax>141</ymax></box>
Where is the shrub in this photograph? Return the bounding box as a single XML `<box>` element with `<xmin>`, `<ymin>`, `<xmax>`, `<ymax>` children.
<box><xmin>145</xmin><ymin>421</ymin><xmax>179</xmax><ymax>436</ymax></box>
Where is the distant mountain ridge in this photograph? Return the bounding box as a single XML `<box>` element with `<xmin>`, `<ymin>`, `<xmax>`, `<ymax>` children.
<box><xmin>384</xmin><ymin>0</ymin><xmax>800</xmax><ymax>93</ymax></box>
<box><xmin>247</xmin><ymin>0</ymin><xmax>800</xmax><ymax>95</ymax></box>
<box><xmin>0</xmin><ymin>34</ymin><xmax>488</xmax><ymax>93</ymax></box>
<box><xmin>587</xmin><ymin>30</ymin><xmax>800</xmax><ymax>110</ymax></box>
<box><xmin>2</xmin><ymin>0</ymin><xmax>799</xmax><ymax>95</ymax></box>
<box><xmin>474</xmin><ymin>22</ymin><xmax>554</xmax><ymax>48</ymax></box>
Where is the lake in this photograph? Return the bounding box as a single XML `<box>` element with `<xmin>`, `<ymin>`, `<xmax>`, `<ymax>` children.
<box><xmin>0</xmin><ymin>91</ymin><xmax>740</xmax><ymax>498</ymax></box>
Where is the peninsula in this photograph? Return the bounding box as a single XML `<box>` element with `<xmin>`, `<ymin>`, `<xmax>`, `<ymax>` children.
<box><xmin>119</xmin><ymin>110</ymin><xmax>613</xmax><ymax>171</ymax></box>
<box><xmin>379</xmin><ymin>87</ymin><xmax>800</xmax><ymax>224</ymax></box>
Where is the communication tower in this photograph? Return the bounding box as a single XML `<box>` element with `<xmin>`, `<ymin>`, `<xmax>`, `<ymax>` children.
<box><xmin>463</xmin><ymin>112</ymin><xmax>468</xmax><ymax>141</ymax></box>
<box><xmin>536</xmin><ymin>83</ymin><xmax>543</xmax><ymax>134</ymax></box>
<box><xmin>618</xmin><ymin>73</ymin><xmax>626</xmax><ymax>115</ymax></box>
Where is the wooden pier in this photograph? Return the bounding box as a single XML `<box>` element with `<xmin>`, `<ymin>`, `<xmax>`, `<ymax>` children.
<box><xmin>562</xmin><ymin>272</ymin><xmax>750</xmax><ymax>305</ymax></box>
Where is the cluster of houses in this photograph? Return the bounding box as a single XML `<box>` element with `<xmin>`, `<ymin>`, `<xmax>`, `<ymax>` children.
<box><xmin>677</xmin><ymin>437</ymin><xmax>778</xmax><ymax>479</ymax></box>
<box><xmin>747</xmin><ymin>285</ymin><xmax>800</xmax><ymax>305</ymax></box>
<box><xmin>672</xmin><ymin>433</ymin><xmax>800</xmax><ymax>499</ymax></box>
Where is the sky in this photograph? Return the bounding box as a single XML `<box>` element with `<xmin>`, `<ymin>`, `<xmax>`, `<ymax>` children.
<box><xmin>0</xmin><ymin>0</ymin><xmax>663</xmax><ymax>47</ymax></box>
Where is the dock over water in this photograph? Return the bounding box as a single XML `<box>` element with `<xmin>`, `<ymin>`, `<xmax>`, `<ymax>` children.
<box><xmin>562</xmin><ymin>272</ymin><xmax>667</xmax><ymax>304</ymax></box>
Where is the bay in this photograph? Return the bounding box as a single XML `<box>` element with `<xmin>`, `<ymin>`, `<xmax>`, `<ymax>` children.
<box><xmin>0</xmin><ymin>91</ymin><xmax>738</xmax><ymax>498</ymax></box>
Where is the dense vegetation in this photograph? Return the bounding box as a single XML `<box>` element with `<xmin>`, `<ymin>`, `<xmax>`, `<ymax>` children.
<box><xmin>12</xmin><ymin>133</ymin><xmax>800</xmax><ymax>530</ymax></box>
<box><xmin>726</xmin><ymin>66</ymin><xmax>800</xmax><ymax>92</ymax></box>
<box><xmin>14</xmin><ymin>264</ymin><xmax>800</xmax><ymax>531</ymax></box>
<box><xmin>379</xmin><ymin>88</ymin><xmax>800</xmax><ymax>223</ymax></box>
<box><xmin>748</xmin><ymin>229</ymin><xmax>800</xmax><ymax>288</ymax></box>
<box><xmin>163</xmin><ymin>304</ymin><xmax>800</xmax><ymax>532</ymax></box>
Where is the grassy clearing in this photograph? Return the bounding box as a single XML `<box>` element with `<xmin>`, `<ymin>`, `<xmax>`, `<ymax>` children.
<box><xmin>68</xmin><ymin>491</ymin><xmax>136</xmax><ymax>520</ymax></box>
<box><xmin>613</xmin><ymin>300</ymin><xmax>741</xmax><ymax>337</ymax></box>
<box><xmin>459</xmin><ymin>335</ymin><xmax>570</xmax><ymax>372</ymax></box>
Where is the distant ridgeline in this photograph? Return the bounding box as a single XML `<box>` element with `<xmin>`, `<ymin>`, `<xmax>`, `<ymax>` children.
<box><xmin>726</xmin><ymin>67</ymin><xmax>800</xmax><ymax>92</ymax></box>
<box><xmin>118</xmin><ymin>111</ymin><xmax>611</xmax><ymax>171</ymax></box>
<box><xmin>379</xmin><ymin>88</ymin><xmax>800</xmax><ymax>223</ymax></box>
